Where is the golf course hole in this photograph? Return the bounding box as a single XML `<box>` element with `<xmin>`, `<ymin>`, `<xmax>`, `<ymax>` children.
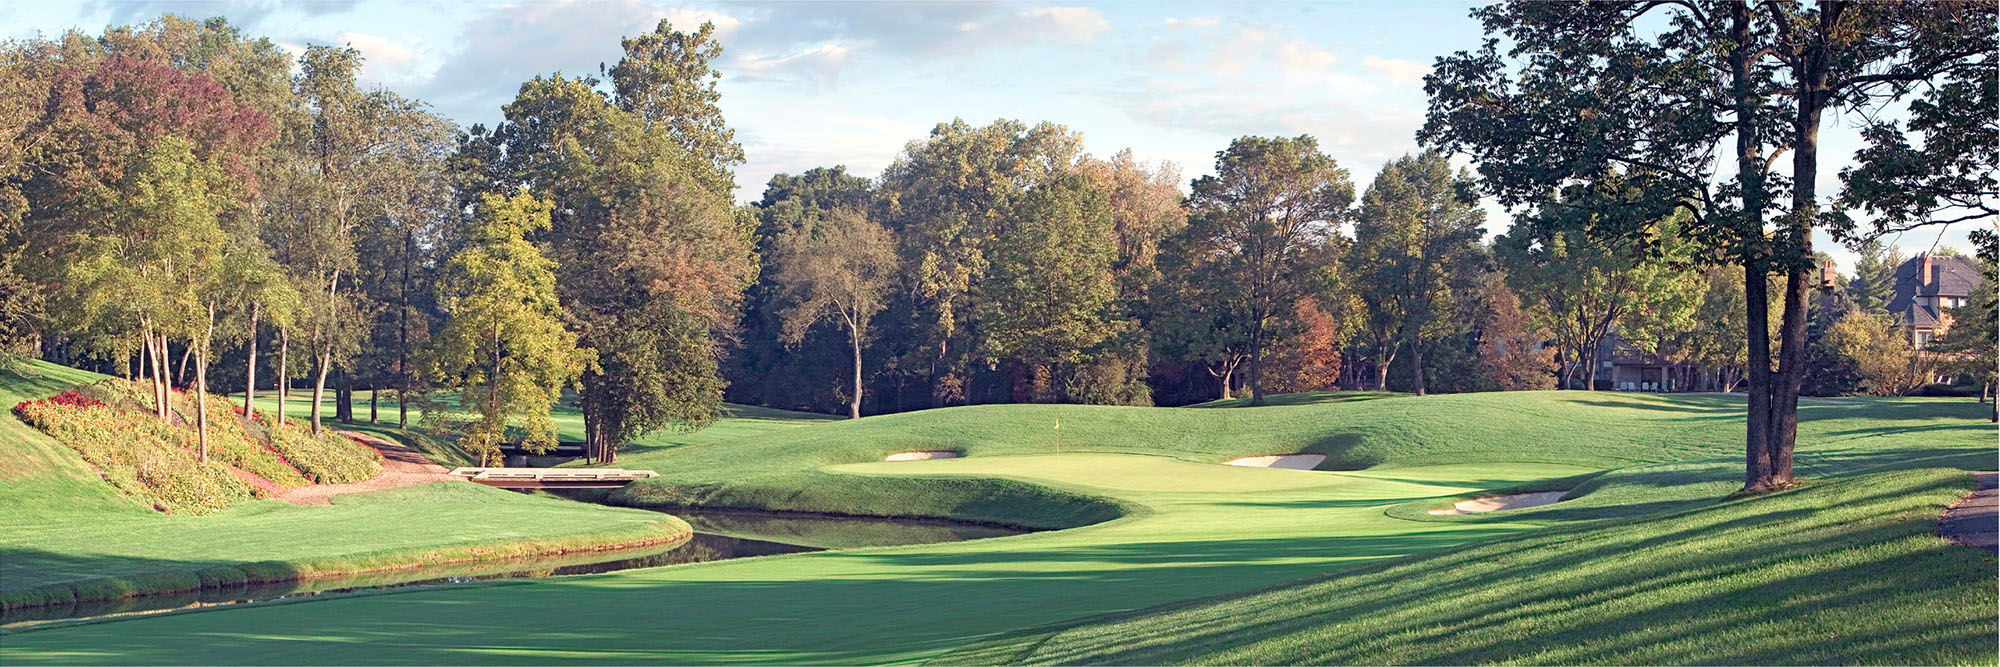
<box><xmin>1428</xmin><ymin>491</ymin><xmax>1568</xmax><ymax>515</ymax></box>
<box><xmin>1221</xmin><ymin>453</ymin><xmax>1326</xmax><ymax>470</ymax></box>
<box><xmin>885</xmin><ymin>450</ymin><xmax>962</xmax><ymax>462</ymax></box>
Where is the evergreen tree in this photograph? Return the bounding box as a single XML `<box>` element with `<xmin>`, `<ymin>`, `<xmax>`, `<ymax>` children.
<box><xmin>1846</xmin><ymin>241</ymin><xmax>1899</xmax><ymax>314</ymax></box>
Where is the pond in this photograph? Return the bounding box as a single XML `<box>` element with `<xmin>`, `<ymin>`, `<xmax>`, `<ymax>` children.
<box><xmin>1</xmin><ymin>509</ymin><xmax>1030</xmax><ymax>632</ymax></box>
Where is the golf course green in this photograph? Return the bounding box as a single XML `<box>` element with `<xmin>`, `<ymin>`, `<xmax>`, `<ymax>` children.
<box><xmin>1</xmin><ymin>359</ymin><xmax>1993</xmax><ymax>664</ymax></box>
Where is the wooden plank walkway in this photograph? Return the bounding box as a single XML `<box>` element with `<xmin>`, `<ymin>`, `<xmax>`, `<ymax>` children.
<box><xmin>447</xmin><ymin>467</ymin><xmax>659</xmax><ymax>489</ymax></box>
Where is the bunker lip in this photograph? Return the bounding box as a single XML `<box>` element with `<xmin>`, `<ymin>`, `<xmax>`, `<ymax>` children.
<box><xmin>1428</xmin><ymin>490</ymin><xmax>1568</xmax><ymax>515</ymax></box>
<box><xmin>885</xmin><ymin>451</ymin><xmax>962</xmax><ymax>462</ymax></box>
<box><xmin>1222</xmin><ymin>454</ymin><xmax>1326</xmax><ymax>470</ymax></box>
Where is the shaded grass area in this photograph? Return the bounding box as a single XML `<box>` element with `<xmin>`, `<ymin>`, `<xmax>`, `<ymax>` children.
<box><xmin>0</xmin><ymin>361</ymin><xmax>689</xmax><ymax>611</ymax></box>
<box><xmin>937</xmin><ymin>468</ymin><xmax>1997</xmax><ymax>666</ymax></box>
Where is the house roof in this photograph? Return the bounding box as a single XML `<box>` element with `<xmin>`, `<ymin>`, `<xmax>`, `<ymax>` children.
<box><xmin>1885</xmin><ymin>252</ymin><xmax>1983</xmax><ymax>328</ymax></box>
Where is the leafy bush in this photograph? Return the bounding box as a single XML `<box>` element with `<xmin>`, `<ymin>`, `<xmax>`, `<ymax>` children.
<box><xmin>12</xmin><ymin>391</ymin><xmax>251</xmax><ymax>515</ymax></box>
<box><xmin>255</xmin><ymin>412</ymin><xmax>383</xmax><ymax>484</ymax></box>
<box><xmin>83</xmin><ymin>380</ymin><xmax>311</xmax><ymax>488</ymax></box>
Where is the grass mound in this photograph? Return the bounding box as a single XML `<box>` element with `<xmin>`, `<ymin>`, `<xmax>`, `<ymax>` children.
<box><xmin>12</xmin><ymin>390</ymin><xmax>252</xmax><ymax>515</ymax></box>
<box><xmin>11</xmin><ymin>377</ymin><xmax>385</xmax><ymax>513</ymax></box>
<box><xmin>939</xmin><ymin>468</ymin><xmax>1996</xmax><ymax>666</ymax></box>
<box><xmin>252</xmin><ymin>411</ymin><xmax>382</xmax><ymax>484</ymax></box>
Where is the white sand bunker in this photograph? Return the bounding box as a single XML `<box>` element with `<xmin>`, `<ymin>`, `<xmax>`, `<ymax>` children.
<box><xmin>1428</xmin><ymin>491</ymin><xmax>1568</xmax><ymax>515</ymax></box>
<box><xmin>885</xmin><ymin>451</ymin><xmax>962</xmax><ymax>462</ymax></box>
<box><xmin>1222</xmin><ymin>454</ymin><xmax>1326</xmax><ymax>470</ymax></box>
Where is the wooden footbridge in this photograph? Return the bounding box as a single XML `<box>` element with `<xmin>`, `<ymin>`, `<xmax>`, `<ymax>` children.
<box><xmin>447</xmin><ymin>467</ymin><xmax>659</xmax><ymax>489</ymax></box>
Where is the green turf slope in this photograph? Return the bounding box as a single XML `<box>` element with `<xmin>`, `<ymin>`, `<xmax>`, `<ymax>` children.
<box><xmin>0</xmin><ymin>388</ymin><xmax>1991</xmax><ymax>665</ymax></box>
<box><xmin>0</xmin><ymin>360</ymin><xmax>688</xmax><ymax>609</ymax></box>
<box><xmin>936</xmin><ymin>467</ymin><xmax>1996</xmax><ymax>665</ymax></box>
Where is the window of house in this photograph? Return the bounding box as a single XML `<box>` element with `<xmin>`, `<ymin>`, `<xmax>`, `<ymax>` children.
<box><xmin>1916</xmin><ymin>331</ymin><xmax>1934</xmax><ymax>348</ymax></box>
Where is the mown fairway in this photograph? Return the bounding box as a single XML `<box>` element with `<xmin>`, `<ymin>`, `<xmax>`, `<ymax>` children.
<box><xmin>1</xmin><ymin>374</ymin><xmax>1992</xmax><ymax>665</ymax></box>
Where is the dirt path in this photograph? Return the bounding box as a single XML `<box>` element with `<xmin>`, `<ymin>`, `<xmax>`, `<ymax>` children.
<box><xmin>1939</xmin><ymin>471</ymin><xmax>1997</xmax><ymax>552</ymax></box>
<box><xmin>274</xmin><ymin>431</ymin><xmax>459</xmax><ymax>506</ymax></box>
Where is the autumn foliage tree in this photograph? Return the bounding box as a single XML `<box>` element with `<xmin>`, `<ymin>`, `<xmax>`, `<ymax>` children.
<box><xmin>1179</xmin><ymin>135</ymin><xmax>1353</xmax><ymax>405</ymax></box>
<box><xmin>770</xmin><ymin>208</ymin><xmax>896</xmax><ymax>419</ymax></box>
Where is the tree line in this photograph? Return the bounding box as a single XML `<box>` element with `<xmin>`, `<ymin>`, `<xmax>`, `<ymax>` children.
<box><xmin>2</xmin><ymin>5</ymin><xmax>1992</xmax><ymax>483</ymax></box>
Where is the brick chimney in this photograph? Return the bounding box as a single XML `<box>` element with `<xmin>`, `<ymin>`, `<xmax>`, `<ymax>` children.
<box><xmin>1819</xmin><ymin>259</ymin><xmax>1836</xmax><ymax>289</ymax></box>
<box><xmin>1921</xmin><ymin>252</ymin><xmax>1934</xmax><ymax>288</ymax></box>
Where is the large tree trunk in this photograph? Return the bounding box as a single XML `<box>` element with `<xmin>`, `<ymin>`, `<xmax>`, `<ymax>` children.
<box><xmin>1247</xmin><ymin>340</ymin><xmax>1267</xmax><ymax>406</ymax></box>
<box><xmin>243</xmin><ymin>302</ymin><xmax>259</xmax><ymax>417</ymax></box>
<box><xmin>1210</xmin><ymin>359</ymin><xmax>1237</xmax><ymax>400</ymax></box>
<box><xmin>336</xmin><ymin>371</ymin><xmax>354</xmax><ymax>424</ymax></box>
<box><xmin>1585</xmin><ymin>339</ymin><xmax>1603</xmax><ymax>391</ymax></box>
<box><xmin>369</xmin><ymin>384</ymin><xmax>378</xmax><ymax>423</ymax></box>
<box><xmin>1758</xmin><ymin>7</ymin><xmax>1844</xmax><ymax>491</ymax></box>
<box><xmin>1732</xmin><ymin>1</ymin><xmax>1779</xmax><ymax>492</ymax></box>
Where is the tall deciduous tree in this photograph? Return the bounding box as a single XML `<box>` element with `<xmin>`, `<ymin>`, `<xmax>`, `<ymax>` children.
<box><xmin>500</xmin><ymin>22</ymin><xmax>756</xmax><ymax>462</ymax></box>
<box><xmin>1178</xmin><ymin>135</ymin><xmax>1352</xmax><ymax>405</ymax></box>
<box><xmin>1495</xmin><ymin>187</ymin><xmax>1702</xmax><ymax>391</ymax></box>
<box><xmin>1349</xmin><ymin>151</ymin><xmax>1484</xmax><ymax>396</ymax></box>
<box><xmin>1423</xmin><ymin>1</ymin><xmax>1989</xmax><ymax>491</ymax></box>
<box><xmin>1927</xmin><ymin>233</ymin><xmax>1998</xmax><ymax>420</ymax></box>
<box><xmin>982</xmin><ymin>171</ymin><xmax>1122</xmax><ymax>402</ymax></box>
<box><xmin>1825</xmin><ymin>310</ymin><xmax>1930</xmax><ymax>397</ymax></box>
<box><xmin>429</xmin><ymin>193</ymin><xmax>589</xmax><ymax>461</ymax></box>
<box><xmin>770</xmin><ymin>208</ymin><xmax>896</xmax><ymax>419</ymax></box>
<box><xmin>732</xmin><ymin>167</ymin><xmax>875</xmax><ymax>413</ymax></box>
<box><xmin>1474</xmin><ymin>272</ymin><xmax>1556</xmax><ymax>391</ymax></box>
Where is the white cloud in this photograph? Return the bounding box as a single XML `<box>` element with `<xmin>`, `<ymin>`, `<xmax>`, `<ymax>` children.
<box><xmin>336</xmin><ymin>31</ymin><xmax>423</xmax><ymax>84</ymax></box>
<box><xmin>954</xmin><ymin>6</ymin><xmax>1109</xmax><ymax>46</ymax></box>
<box><xmin>1161</xmin><ymin>16</ymin><xmax>1220</xmax><ymax>29</ymax></box>
<box><xmin>1025</xmin><ymin>7</ymin><xmax>1109</xmax><ymax>42</ymax></box>
<box><xmin>1362</xmin><ymin>55</ymin><xmax>1428</xmax><ymax>82</ymax></box>
<box><xmin>659</xmin><ymin>6</ymin><xmax>743</xmax><ymax>41</ymax></box>
<box><xmin>416</xmin><ymin>0</ymin><xmax>696</xmax><ymax>125</ymax></box>
<box><xmin>731</xmin><ymin>41</ymin><xmax>857</xmax><ymax>89</ymax></box>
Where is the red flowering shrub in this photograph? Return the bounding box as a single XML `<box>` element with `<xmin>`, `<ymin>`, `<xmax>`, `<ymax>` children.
<box><xmin>14</xmin><ymin>396</ymin><xmax>251</xmax><ymax>515</ymax></box>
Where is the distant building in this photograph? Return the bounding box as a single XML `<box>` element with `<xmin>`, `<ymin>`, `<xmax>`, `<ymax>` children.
<box><xmin>1596</xmin><ymin>334</ymin><xmax>1692</xmax><ymax>392</ymax></box>
<box><xmin>1885</xmin><ymin>252</ymin><xmax>1982</xmax><ymax>349</ymax></box>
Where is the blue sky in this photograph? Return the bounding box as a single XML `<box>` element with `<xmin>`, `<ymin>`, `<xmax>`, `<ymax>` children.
<box><xmin>7</xmin><ymin>0</ymin><xmax>1978</xmax><ymax>268</ymax></box>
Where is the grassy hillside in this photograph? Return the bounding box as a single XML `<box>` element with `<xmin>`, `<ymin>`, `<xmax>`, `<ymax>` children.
<box><xmin>0</xmin><ymin>360</ymin><xmax>689</xmax><ymax>609</ymax></box>
<box><xmin>596</xmin><ymin>389</ymin><xmax>1988</xmax><ymax>527</ymax></box>
<box><xmin>1</xmin><ymin>383</ymin><xmax>1989</xmax><ymax>665</ymax></box>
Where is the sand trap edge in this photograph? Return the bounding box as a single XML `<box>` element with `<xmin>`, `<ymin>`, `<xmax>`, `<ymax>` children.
<box><xmin>1221</xmin><ymin>453</ymin><xmax>1327</xmax><ymax>470</ymax></box>
<box><xmin>885</xmin><ymin>451</ymin><xmax>963</xmax><ymax>462</ymax></box>
<box><xmin>1428</xmin><ymin>490</ymin><xmax>1568</xmax><ymax>515</ymax></box>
